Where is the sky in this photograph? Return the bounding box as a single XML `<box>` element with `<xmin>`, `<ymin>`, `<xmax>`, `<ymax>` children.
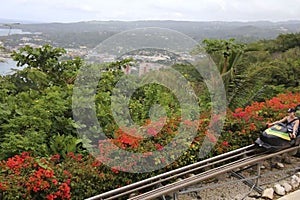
<box><xmin>1</xmin><ymin>0</ymin><xmax>300</xmax><ymax>23</ymax></box>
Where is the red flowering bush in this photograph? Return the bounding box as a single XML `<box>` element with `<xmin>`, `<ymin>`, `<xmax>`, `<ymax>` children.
<box><xmin>97</xmin><ymin>114</ymin><xmax>212</xmax><ymax>171</ymax></box>
<box><xmin>99</xmin><ymin>92</ymin><xmax>300</xmax><ymax>163</ymax></box>
<box><xmin>0</xmin><ymin>152</ymin><xmax>71</xmax><ymax>200</ymax></box>
<box><xmin>0</xmin><ymin>152</ymin><xmax>145</xmax><ymax>200</ymax></box>
<box><xmin>218</xmin><ymin>92</ymin><xmax>300</xmax><ymax>151</ymax></box>
<box><xmin>2</xmin><ymin>92</ymin><xmax>300</xmax><ymax>199</ymax></box>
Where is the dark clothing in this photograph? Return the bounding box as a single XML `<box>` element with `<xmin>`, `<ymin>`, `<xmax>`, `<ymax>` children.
<box><xmin>285</xmin><ymin>117</ymin><xmax>299</xmax><ymax>134</ymax></box>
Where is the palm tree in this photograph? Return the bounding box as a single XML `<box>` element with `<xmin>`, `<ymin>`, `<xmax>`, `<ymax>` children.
<box><xmin>202</xmin><ymin>38</ymin><xmax>245</xmax><ymax>104</ymax></box>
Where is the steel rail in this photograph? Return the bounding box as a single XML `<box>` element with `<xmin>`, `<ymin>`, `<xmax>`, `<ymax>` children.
<box><xmin>86</xmin><ymin>144</ymin><xmax>255</xmax><ymax>200</ymax></box>
<box><xmin>129</xmin><ymin>151</ymin><xmax>265</xmax><ymax>200</ymax></box>
<box><xmin>103</xmin><ymin>147</ymin><xmax>258</xmax><ymax>200</ymax></box>
<box><xmin>128</xmin><ymin>146</ymin><xmax>300</xmax><ymax>200</ymax></box>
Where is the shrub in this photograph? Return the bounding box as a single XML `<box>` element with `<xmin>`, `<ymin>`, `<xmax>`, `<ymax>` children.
<box><xmin>0</xmin><ymin>152</ymin><xmax>71</xmax><ymax>200</ymax></box>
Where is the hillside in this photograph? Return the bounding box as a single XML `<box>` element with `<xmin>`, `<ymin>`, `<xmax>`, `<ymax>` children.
<box><xmin>1</xmin><ymin>20</ymin><xmax>300</xmax><ymax>48</ymax></box>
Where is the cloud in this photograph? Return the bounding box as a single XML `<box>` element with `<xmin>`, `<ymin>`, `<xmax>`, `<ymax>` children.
<box><xmin>0</xmin><ymin>0</ymin><xmax>300</xmax><ymax>22</ymax></box>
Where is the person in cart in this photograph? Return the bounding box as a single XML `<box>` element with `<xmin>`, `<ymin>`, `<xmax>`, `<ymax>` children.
<box><xmin>267</xmin><ymin>108</ymin><xmax>299</xmax><ymax>139</ymax></box>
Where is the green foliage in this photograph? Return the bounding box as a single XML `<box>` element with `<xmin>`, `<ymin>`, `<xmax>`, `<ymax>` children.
<box><xmin>267</xmin><ymin>32</ymin><xmax>300</xmax><ymax>53</ymax></box>
<box><xmin>202</xmin><ymin>38</ymin><xmax>246</xmax><ymax>103</ymax></box>
<box><xmin>49</xmin><ymin>134</ymin><xmax>82</xmax><ymax>159</ymax></box>
<box><xmin>224</xmin><ymin>34</ymin><xmax>300</xmax><ymax>110</ymax></box>
<box><xmin>12</xmin><ymin>44</ymin><xmax>66</xmax><ymax>68</ymax></box>
<box><xmin>0</xmin><ymin>131</ymin><xmax>48</xmax><ymax>159</ymax></box>
<box><xmin>2</xmin><ymin>33</ymin><xmax>300</xmax><ymax>199</ymax></box>
<box><xmin>202</xmin><ymin>38</ymin><xmax>245</xmax><ymax>74</ymax></box>
<box><xmin>0</xmin><ymin>45</ymin><xmax>81</xmax><ymax>160</ymax></box>
<box><xmin>10</xmin><ymin>44</ymin><xmax>82</xmax><ymax>91</ymax></box>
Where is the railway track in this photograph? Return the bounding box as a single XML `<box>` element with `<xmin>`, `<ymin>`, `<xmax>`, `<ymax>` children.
<box><xmin>86</xmin><ymin>145</ymin><xmax>300</xmax><ymax>200</ymax></box>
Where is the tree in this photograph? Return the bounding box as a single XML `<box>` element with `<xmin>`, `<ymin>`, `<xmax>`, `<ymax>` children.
<box><xmin>0</xmin><ymin>45</ymin><xmax>83</xmax><ymax>159</ymax></box>
<box><xmin>202</xmin><ymin>38</ymin><xmax>245</xmax><ymax>105</ymax></box>
<box><xmin>226</xmin><ymin>39</ymin><xmax>300</xmax><ymax>109</ymax></box>
<box><xmin>202</xmin><ymin>38</ymin><xmax>245</xmax><ymax>75</ymax></box>
<box><xmin>10</xmin><ymin>44</ymin><xmax>82</xmax><ymax>91</ymax></box>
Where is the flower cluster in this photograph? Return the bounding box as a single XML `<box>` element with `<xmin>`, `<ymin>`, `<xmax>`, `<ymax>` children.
<box><xmin>99</xmin><ymin>92</ymin><xmax>300</xmax><ymax>164</ymax></box>
<box><xmin>0</xmin><ymin>153</ymin><xmax>71</xmax><ymax>200</ymax></box>
<box><xmin>218</xmin><ymin>92</ymin><xmax>300</xmax><ymax>151</ymax></box>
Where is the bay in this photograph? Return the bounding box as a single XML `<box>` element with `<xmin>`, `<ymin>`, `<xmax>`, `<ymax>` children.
<box><xmin>0</xmin><ymin>28</ymin><xmax>31</xmax><ymax>36</ymax></box>
<box><xmin>0</xmin><ymin>59</ymin><xmax>20</xmax><ymax>75</ymax></box>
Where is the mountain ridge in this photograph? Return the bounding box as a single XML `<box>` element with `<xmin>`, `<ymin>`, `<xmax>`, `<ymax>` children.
<box><xmin>1</xmin><ymin>19</ymin><xmax>300</xmax><ymax>48</ymax></box>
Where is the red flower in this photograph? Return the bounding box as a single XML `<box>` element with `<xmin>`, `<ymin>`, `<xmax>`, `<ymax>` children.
<box><xmin>222</xmin><ymin>141</ymin><xmax>229</xmax><ymax>147</ymax></box>
<box><xmin>111</xmin><ymin>167</ymin><xmax>119</xmax><ymax>174</ymax></box>
<box><xmin>91</xmin><ymin>160</ymin><xmax>102</xmax><ymax>167</ymax></box>
<box><xmin>58</xmin><ymin>182</ymin><xmax>71</xmax><ymax>199</ymax></box>
<box><xmin>46</xmin><ymin>194</ymin><xmax>56</xmax><ymax>200</ymax></box>
<box><xmin>155</xmin><ymin>144</ymin><xmax>164</xmax><ymax>151</ymax></box>
<box><xmin>76</xmin><ymin>154</ymin><xmax>82</xmax><ymax>161</ymax></box>
<box><xmin>207</xmin><ymin>133</ymin><xmax>217</xmax><ymax>143</ymax></box>
<box><xmin>183</xmin><ymin>120</ymin><xmax>193</xmax><ymax>126</ymax></box>
<box><xmin>21</xmin><ymin>152</ymin><xmax>30</xmax><ymax>159</ymax></box>
<box><xmin>147</xmin><ymin>127</ymin><xmax>158</xmax><ymax>136</ymax></box>
<box><xmin>249</xmin><ymin>123</ymin><xmax>256</xmax><ymax>131</ymax></box>
<box><xmin>52</xmin><ymin>179</ymin><xmax>58</xmax><ymax>186</ymax></box>
<box><xmin>50</xmin><ymin>154</ymin><xmax>60</xmax><ymax>162</ymax></box>
<box><xmin>66</xmin><ymin>152</ymin><xmax>76</xmax><ymax>159</ymax></box>
<box><xmin>44</xmin><ymin>170</ymin><xmax>54</xmax><ymax>178</ymax></box>
<box><xmin>63</xmin><ymin>170</ymin><xmax>72</xmax><ymax>178</ymax></box>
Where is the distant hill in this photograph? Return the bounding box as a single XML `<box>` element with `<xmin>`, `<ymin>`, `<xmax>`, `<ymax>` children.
<box><xmin>2</xmin><ymin>20</ymin><xmax>300</xmax><ymax>48</ymax></box>
<box><xmin>0</xmin><ymin>18</ymin><xmax>41</xmax><ymax>24</ymax></box>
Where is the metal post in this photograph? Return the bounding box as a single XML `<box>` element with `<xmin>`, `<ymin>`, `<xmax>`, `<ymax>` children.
<box><xmin>256</xmin><ymin>162</ymin><xmax>261</xmax><ymax>188</ymax></box>
<box><xmin>173</xmin><ymin>192</ymin><xmax>178</xmax><ymax>200</ymax></box>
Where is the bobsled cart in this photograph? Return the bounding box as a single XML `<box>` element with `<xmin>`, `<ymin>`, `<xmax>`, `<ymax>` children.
<box><xmin>255</xmin><ymin>122</ymin><xmax>300</xmax><ymax>152</ymax></box>
<box><xmin>255</xmin><ymin>104</ymin><xmax>300</xmax><ymax>152</ymax></box>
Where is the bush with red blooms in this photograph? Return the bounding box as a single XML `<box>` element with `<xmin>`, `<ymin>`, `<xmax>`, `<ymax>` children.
<box><xmin>99</xmin><ymin>92</ymin><xmax>300</xmax><ymax>166</ymax></box>
<box><xmin>1</xmin><ymin>92</ymin><xmax>300</xmax><ymax>199</ymax></box>
<box><xmin>0</xmin><ymin>152</ymin><xmax>139</xmax><ymax>200</ymax></box>
<box><xmin>219</xmin><ymin>92</ymin><xmax>300</xmax><ymax>152</ymax></box>
<box><xmin>0</xmin><ymin>152</ymin><xmax>71</xmax><ymax>200</ymax></box>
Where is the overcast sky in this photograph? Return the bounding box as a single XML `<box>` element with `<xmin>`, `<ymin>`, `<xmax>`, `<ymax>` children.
<box><xmin>1</xmin><ymin>0</ymin><xmax>300</xmax><ymax>23</ymax></box>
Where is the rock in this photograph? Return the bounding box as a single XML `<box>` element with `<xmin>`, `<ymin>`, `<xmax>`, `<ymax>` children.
<box><xmin>128</xmin><ymin>193</ymin><xmax>138</xmax><ymax>198</ymax></box>
<box><xmin>273</xmin><ymin>184</ymin><xmax>285</xmax><ymax>196</ymax></box>
<box><xmin>290</xmin><ymin>175</ymin><xmax>300</xmax><ymax>189</ymax></box>
<box><xmin>262</xmin><ymin>188</ymin><xmax>274</xmax><ymax>199</ymax></box>
<box><xmin>282</xmin><ymin>153</ymin><xmax>292</xmax><ymax>164</ymax></box>
<box><xmin>292</xmin><ymin>174</ymin><xmax>300</xmax><ymax>182</ymax></box>
<box><xmin>271</xmin><ymin>156</ymin><xmax>282</xmax><ymax>165</ymax></box>
<box><xmin>281</xmin><ymin>182</ymin><xmax>292</xmax><ymax>193</ymax></box>
<box><xmin>275</xmin><ymin>162</ymin><xmax>285</xmax><ymax>169</ymax></box>
<box><xmin>296</xmin><ymin>172</ymin><xmax>300</xmax><ymax>178</ymax></box>
<box><xmin>262</xmin><ymin>161</ymin><xmax>271</xmax><ymax>170</ymax></box>
<box><xmin>282</xmin><ymin>154</ymin><xmax>293</xmax><ymax>164</ymax></box>
<box><xmin>215</xmin><ymin>173</ymin><xmax>228</xmax><ymax>182</ymax></box>
<box><xmin>186</xmin><ymin>173</ymin><xmax>195</xmax><ymax>178</ymax></box>
<box><xmin>290</xmin><ymin>149</ymin><xmax>298</xmax><ymax>156</ymax></box>
<box><xmin>233</xmin><ymin>194</ymin><xmax>243</xmax><ymax>199</ymax></box>
<box><xmin>189</xmin><ymin>191</ymin><xmax>201</xmax><ymax>200</ymax></box>
<box><xmin>234</xmin><ymin>194</ymin><xmax>256</xmax><ymax>200</ymax></box>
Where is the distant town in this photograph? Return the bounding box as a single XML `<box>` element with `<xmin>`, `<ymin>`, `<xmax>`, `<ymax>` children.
<box><xmin>1</xmin><ymin>20</ymin><xmax>300</xmax><ymax>75</ymax></box>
